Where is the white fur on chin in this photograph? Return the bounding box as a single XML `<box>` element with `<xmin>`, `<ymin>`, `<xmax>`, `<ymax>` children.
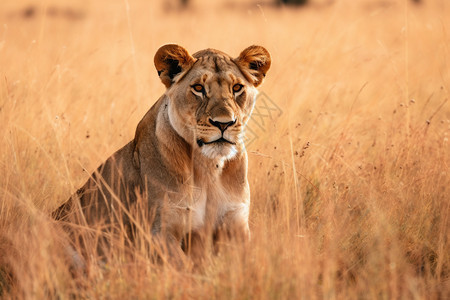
<box><xmin>200</xmin><ymin>143</ymin><xmax>238</xmax><ymax>160</ymax></box>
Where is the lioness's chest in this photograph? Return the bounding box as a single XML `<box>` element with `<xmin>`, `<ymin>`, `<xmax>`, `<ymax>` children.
<box><xmin>186</xmin><ymin>182</ymin><xmax>247</xmax><ymax>232</ymax></box>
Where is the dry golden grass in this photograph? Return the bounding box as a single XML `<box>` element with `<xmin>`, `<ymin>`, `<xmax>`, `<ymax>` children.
<box><xmin>1</xmin><ymin>0</ymin><xmax>449</xmax><ymax>298</ymax></box>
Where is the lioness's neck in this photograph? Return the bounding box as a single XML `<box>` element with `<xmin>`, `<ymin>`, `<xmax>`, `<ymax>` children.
<box><xmin>153</xmin><ymin>96</ymin><xmax>193</xmax><ymax>176</ymax></box>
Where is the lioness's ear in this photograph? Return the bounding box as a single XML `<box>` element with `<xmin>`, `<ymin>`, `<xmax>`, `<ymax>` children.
<box><xmin>235</xmin><ymin>45</ymin><xmax>271</xmax><ymax>87</ymax></box>
<box><xmin>154</xmin><ymin>44</ymin><xmax>195</xmax><ymax>88</ymax></box>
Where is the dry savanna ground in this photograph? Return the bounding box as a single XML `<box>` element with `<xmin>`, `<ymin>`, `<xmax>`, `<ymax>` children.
<box><xmin>0</xmin><ymin>0</ymin><xmax>449</xmax><ymax>298</ymax></box>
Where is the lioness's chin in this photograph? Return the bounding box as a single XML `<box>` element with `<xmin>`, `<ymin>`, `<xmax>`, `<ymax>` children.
<box><xmin>200</xmin><ymin>143</ymin><xmax>238</xmax><ymax>160</ymax></box>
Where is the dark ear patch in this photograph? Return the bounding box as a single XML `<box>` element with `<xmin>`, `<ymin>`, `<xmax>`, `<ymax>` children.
<box><xmin>249</xmin><ymin>61</ymin><xmax>262</xmax><ymax>71</ymax></box>
<box><xmin>166</xmin><ymin>59</ymin><xmax>183</xmax><ymax>80</ymax></box>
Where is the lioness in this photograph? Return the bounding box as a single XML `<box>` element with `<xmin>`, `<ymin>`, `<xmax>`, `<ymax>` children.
<box><xmin>53</xmin><ymin>44</ymin><xmax>271</xmax><ymax>266</ymax></box>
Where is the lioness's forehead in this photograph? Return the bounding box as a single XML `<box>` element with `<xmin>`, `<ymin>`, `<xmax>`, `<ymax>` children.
<box><xmin>191</xmin><ymin>49</ymin><xmax>241</xmax><ymax>76</ymax></box>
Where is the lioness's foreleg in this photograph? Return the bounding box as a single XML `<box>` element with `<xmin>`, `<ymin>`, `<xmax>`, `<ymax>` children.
<box><xmin>214</xmin><ymin>207</ymin><xmax>251</xmax><ymax>248</ymax></box>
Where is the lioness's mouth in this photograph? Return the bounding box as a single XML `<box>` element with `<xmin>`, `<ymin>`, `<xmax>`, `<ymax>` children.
<box><xmin>197</xmin><ymin>137</ymin><xmax>235</xmax><ymax>147</ymax></box>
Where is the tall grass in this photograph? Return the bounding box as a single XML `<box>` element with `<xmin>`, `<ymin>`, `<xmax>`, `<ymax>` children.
<box><xmin>1</xmin><ymin>0</ymin><xmax>449</xmax><ymax>298</ymax></box>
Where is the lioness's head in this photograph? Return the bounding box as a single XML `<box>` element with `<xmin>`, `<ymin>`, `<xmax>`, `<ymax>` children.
<box><xmin>154</xmin><ymin>44</ymin><xmax>271</xmax><ymax>160</ymax></box>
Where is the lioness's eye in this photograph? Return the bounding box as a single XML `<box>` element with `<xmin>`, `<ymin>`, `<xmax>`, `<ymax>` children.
<box><xmin>233</xmin><ymin>84</ymin><xmax>244</xmax><ymax>94</ymax></box>
<box><xmin>192</xmin><ymin>84</ymin><xmax>205</xmax><ymax>94</ymax></box>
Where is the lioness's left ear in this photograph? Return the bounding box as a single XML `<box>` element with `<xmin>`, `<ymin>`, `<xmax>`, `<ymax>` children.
<box><xmin>154</xmin><ymin>44</ymin><xmax>195</xmax><ymax>88</ymax></box>
<box><xmin>235</xmin><ymin>45</ymin><xmax>271</xmax><ymax>87</ymax></box>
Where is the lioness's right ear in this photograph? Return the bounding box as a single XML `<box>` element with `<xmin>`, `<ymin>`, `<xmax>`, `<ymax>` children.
<box><xmin>235</xmin><ymin>45</ymin><xmax>271</xmax><ymax>87</ymax></box>
<box><xmin>154</xmin><ymin>44</ymin><xmax>195</xmax><ymax>88</ymax></box>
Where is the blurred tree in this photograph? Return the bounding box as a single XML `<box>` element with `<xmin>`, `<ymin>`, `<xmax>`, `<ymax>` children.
<box><xmin>278</xmin><ymin>0</ymin><xmax>308</xmax><ymax>5</ymax></box>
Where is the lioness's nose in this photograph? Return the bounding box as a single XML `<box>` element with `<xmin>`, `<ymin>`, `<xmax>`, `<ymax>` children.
<box><xmin>209</xmin><ymin>118</ymin><xmax>236</xmax><ymax>132</ymax></box>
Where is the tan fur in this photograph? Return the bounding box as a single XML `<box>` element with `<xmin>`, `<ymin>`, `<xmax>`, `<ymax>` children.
<box><xmin>53</xmin><ymin>44</ymin><xmax>271</xmax><ymax>266</ymax></box>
